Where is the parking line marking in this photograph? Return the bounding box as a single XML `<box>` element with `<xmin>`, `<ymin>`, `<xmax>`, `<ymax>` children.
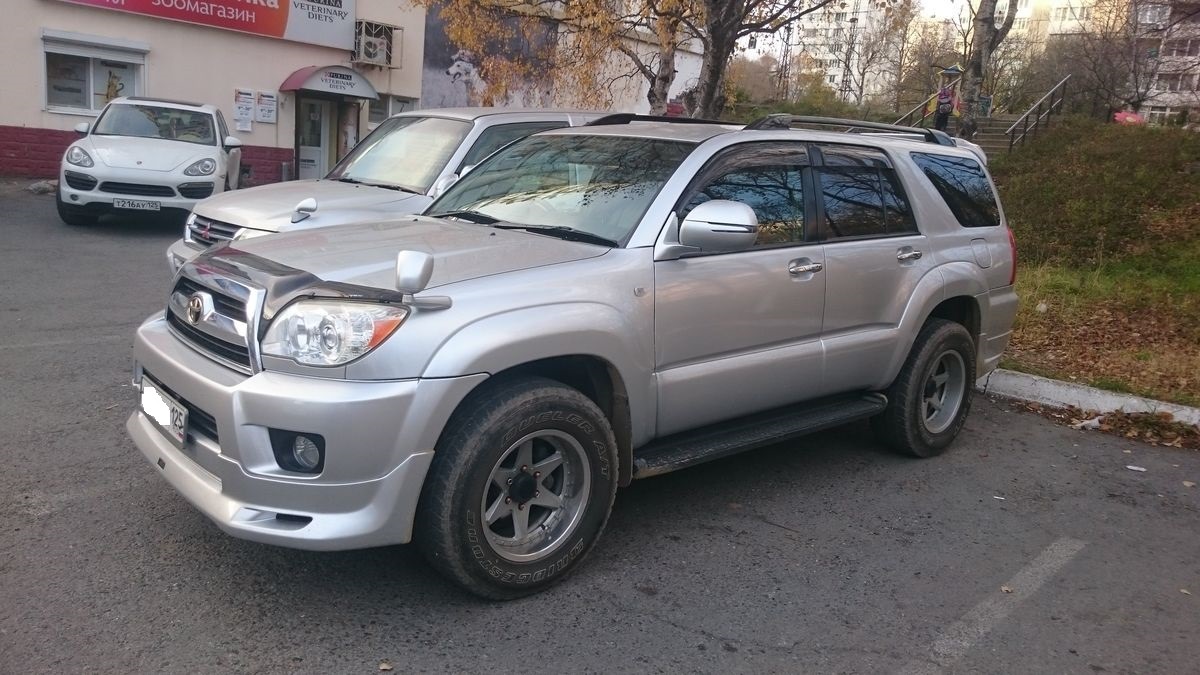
<box><xmin>899</xmin><ymin>537</ymin><xmax>1087</xmax><ymax>675</ymax></box>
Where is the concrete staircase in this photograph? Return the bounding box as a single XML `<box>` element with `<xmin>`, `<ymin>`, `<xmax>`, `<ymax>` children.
<box><xmin>966</xmin><ymin>114</ymin><xmax>1023</xmax><ymax>157</ymax></box>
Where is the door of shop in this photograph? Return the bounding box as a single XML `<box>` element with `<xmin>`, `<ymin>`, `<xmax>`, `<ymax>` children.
<box><xmin>298</xmin><ymin>99</ymin><xmax>332</xmax><ymax>179</ymax></box>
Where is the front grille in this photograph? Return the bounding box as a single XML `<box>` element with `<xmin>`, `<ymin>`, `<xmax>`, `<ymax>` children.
<box><xmin>188</xmin><ymin>214</ymin><xmax>241</xmax><ymax>247</ymax></box>
<box><xmin>167</xmin><ymin>312</ymin><xmax>253</xmax><ymax>370</ymax></box>
<box><xmin>178</xmin><ymin>182</ymin><xmax>215</xmax><ymax>200</ymax></box>
<box><xmin>64</xmin><ymin>171</ymin><xmax>97</xmax><ymax>191</ymax></box>
<box><xmin>143</xmin><ymin>370</ymin><xmax>219</xmax><ymax>443</ymax></box>
<box><xmin>99</xmin><ymin>181</ymin><xmax>176</xmax><ymax>197</ymax></box>
<box><xmin>174</xmin><ymin>276</ymin><xmax>246</xmax><ymax>318</ymax></box>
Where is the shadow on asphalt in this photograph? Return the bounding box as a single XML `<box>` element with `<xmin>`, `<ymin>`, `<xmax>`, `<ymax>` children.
<box><xmin>157</xmin><ymin>422</ymin><xmax>894</xmax><ymax>612</ymax></box>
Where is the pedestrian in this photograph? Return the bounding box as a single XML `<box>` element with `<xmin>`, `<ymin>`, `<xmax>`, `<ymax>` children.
<box><xmin>934</xmin><ymin>85</ymin><xmax>954</xmax><ymax>132</ymax></box>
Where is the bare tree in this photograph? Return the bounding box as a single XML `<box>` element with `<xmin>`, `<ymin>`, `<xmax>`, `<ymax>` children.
<box><xmin>686</xmin><ymin>0</ymin><xmax>841</xmax><ymax>118</ymax></box>
<box><xmin>959</xmin><ymin>0</ymin><xmax>1020</xmax><ymax>138</ymax></box>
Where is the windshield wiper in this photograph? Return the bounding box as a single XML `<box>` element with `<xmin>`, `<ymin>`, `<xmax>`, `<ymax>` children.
<box><xmin>335</xmin><ymin>176</ymin><xmax>420</xmax><ymax>194</ymax></box>
<box><xmin>427</xmin><ymin>209</ymin><xmax>499</xmax><ymax>224</ymax></box>
<box><xmin>492</xmin><ymin>224</ymin><xmax>618</xmax><ymax>247</ymax></box>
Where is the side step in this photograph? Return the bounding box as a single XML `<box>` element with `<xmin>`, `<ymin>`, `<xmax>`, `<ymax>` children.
<box><xmin>632</xmin><ymin>393</ymin><xmax>887</xmax><ymax>479</ymax></box>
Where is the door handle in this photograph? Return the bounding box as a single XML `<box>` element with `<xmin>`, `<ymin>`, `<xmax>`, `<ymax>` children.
<box><xmin>789</xmin><ymin>260</ymin><xmax>823</xmax><ymax>275</ymax></box>
<box><xmin>897</xmin><ymin>249</ymin><xmax>923</xmax><ymax>261</ymax></box>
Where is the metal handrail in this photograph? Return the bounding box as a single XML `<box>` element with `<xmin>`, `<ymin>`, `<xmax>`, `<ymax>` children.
<box><xmin>1006</xmin><ymin>75</ymin><xmax>1071</xmax><ymax>153</ymax></box>
<box><xmin>894</xmin><ymin>78</ymin><xmax>961</xmax><ymax>127</ymax></box>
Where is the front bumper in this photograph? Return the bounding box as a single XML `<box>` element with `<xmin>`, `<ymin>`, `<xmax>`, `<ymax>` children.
<box><xmin>167</xmin><ymin>237</ymin><xmax>204</xmax><ymax>274</ymax></box>
<box><xmin>60</xmin><ymin>165</ymin><xmax>218</xmax><ymax>212</ymax></box>
<box><xmin>128</xmin><ymin>314</ymin><xmax>486</xmax><ymax>551</ymax></box>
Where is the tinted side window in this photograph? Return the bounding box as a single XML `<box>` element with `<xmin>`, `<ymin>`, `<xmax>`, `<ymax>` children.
<box><xmin>881</xmin><ymin>170</ymin><xmax>917</xmax><ymax>233</ymax></box>
<box><xmin>910</xmin><ymin>153</ymin><xmax>1000</xmax><ymax>227</ymax></box>
<box><xmin>819</xmin><ymin>169</ymin><xmax>885</xmax><ymax>238</ymax></box>
<box><xmin>460</xmin><ymin>122</ymin><xmax>567</xmax><ymax>170</ymax></box>
<box><xmin>681</xmin><ymin>146</ymin><xmax>807</xmax><ymax>246</ymax></box>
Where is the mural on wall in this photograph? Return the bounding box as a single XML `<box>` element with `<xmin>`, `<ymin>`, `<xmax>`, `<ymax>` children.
<box><xmin>419</xmin><ymin>4</ymin><xmax>556</xmax><ymax>109</ymax></box>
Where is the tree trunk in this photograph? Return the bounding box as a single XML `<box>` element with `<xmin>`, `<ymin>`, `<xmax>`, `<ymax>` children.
<box><xmin>960</xmin><ymin>0</ymin><xmax>1018</xmax><ymax>139</ymax></box>
<box><xmin>647</xmin><ymin>42</ymin><xmax>680</xmax><ymax>115</ymax></box>
<box><xmin>694</xmin><ymin>33</ymin><xmax>735</xmax><ymax>118</ymax></box>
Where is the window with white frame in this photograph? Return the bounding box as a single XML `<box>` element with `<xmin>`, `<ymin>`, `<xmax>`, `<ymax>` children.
<box><xmin>368</xmin><ymin>95</ymin><xmax>418</xmax><ymax>128</ymax></box>
<box><xmin>1138</xmin><ymin>4</ymin><xmax>1170</xmax><ymax>25</ymax></box>
<box><xmin>42</xmin><ymin>30</ymin><xmax>147</xmax><ymax>114</ymax></box>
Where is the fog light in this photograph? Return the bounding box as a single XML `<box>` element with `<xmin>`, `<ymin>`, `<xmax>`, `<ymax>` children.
<box><xmin>69</xmin><ymin>194</ymin><xmax>79</xmax><ymax>202</ymax></box>
<box><xmin>293</xmin><ymin>435</ymin><xmax>321</xmax><ymax>470</ymax></box>
<box><xmin>269</xmin><ymin>429</ymin><xmax>325</xmax><ymax>473</ymax></box>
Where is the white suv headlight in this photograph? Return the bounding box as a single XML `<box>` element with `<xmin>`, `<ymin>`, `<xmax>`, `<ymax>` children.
<box><xmin>184</xmin><ymin>158</ymin><xmax>217</xmax><ymax>176</ymax></box>
<box><xmin>261</xmin><ymin>301</ymin><xmax>409</xmax><ymax>366</ymax></box>
<box><xmin>66</xmin><ymin>146</ymin><xmax>93</xmax><ymax>167</ymax></box>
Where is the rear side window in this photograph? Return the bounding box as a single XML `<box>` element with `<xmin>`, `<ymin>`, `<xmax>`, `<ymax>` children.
<box><xmin>817</xmin><ymin>144</ymin><xmax>917</xmax><ymax>240</ymax></box>
<box><xmin>910</xmin><ymin>153</ymin><xmax>1000</xmax><ymax>227</ymax></box>
<box><xmin>460</xmin><ymin>122</ymin><xmax>568</xmax><ymax>170</ymax></box>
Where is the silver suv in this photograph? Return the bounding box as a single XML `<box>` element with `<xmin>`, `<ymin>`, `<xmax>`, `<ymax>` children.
<box><xmin>127</xmin><ymin>115</ymin><xmax>1018</xmax><ymax>599</ymax></box>
<box><xmin>165</xmin><ymin>108</ymin><xmax>601</xmax><ymax>271</ymax></box>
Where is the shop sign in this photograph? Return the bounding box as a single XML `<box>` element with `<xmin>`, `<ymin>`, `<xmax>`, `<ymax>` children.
<box><xmin>56</xmin><ymin>0</ymin><xmax>356</xmax><ymax>50</ymax></box>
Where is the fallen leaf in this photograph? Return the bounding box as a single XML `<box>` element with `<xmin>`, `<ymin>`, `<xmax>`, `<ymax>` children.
<box><xmin>1001</xmin><ymin>585</ymin><xmax>1013</xmax><ymax>593</ymax></box>
<box><xmin>1125</xmin><ymin>465</ymin><xmax>1147</xmax><ymax>472</ymax></box>
<box><xmin>1184</xmin><ymin>481</ymin><xmax>1196</xmax><ymax>488</ymax></box>
<box><xmin>1182</xmin><ymin>589</ymin><xmax>1192</xmax><ymax>595</ymax></box>
<box><xmin>379</xmin><ymin>661</ymin><xmax>394</xmax><ymax>671</ymax></box>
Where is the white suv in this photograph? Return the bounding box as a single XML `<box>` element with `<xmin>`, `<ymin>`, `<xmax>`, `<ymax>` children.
<box><xmin>57</xmin><ymin>97</ymin><xmax>241</xmax><ymax>226</ymax></box>
<box><xmin>166</xmin><ymin>108</ymin><xmax>602</xmax><ymax>271</ymax></box>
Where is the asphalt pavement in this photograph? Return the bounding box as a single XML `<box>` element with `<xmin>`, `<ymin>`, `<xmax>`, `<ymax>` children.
<box><xmin>1</xmin><ymin>181</ymin><xmax>1198</xmax><ymax>674</ymax></box>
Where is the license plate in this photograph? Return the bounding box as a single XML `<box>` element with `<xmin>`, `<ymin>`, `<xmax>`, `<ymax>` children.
<box><xmin>114</xmin><ymin>198</ymin><xmax>161</xmax><ymax>211</ymax></box>
<box><xmin>140</xmin><ymin>380</ymin><xmax>188</xmax><ymax>448</ymax></box>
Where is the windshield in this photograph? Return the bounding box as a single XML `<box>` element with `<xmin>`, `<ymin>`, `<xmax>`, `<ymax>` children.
<box><xmin>326</xmin><ymin>116</ymin><xmax>471</xmax><ymax>193</ymax></box>
<box><xmin>93</xmin><ymin>104</ymin><xmax>216</xmax><ymax>145</ymax></box>
<box><xmin>428</xmin><ymin>134</ymin><xmax>696</xmax><ymax>245</ymax></box>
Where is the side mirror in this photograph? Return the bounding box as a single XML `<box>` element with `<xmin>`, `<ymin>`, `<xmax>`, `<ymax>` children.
<box><xmin>74</xmin><ymin>122</ymin><xmax>90</xmax><ymax>135</ymax></box>
<box><xmin>678</xmin><ymin>200</ymin><xmax>759</xmax><ymax>253</ymax></box>
<box><xmin>291</xmin><ymin>197</ymin><xmax>317</xmax><ymax>223</ymax></box>
<box><xmin>396</xmin><ymin>250</ymin><xmax>434</xmax><ymax>295</ymax></box>
<box><xmin>429</xmin><ymin>173</ymin><xmax>458</xmax><ymax>199</ymax></box>
<box><xmin>223</xmin><ymin>136</ymin><xmax>243</xmax><ymax>150</ymax></box>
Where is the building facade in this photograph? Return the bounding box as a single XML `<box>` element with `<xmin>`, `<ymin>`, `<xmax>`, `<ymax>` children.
<box><xmin>2</xmin><ymin>0</ymin><xmax>424</xmax><ymax>182</ymax></box>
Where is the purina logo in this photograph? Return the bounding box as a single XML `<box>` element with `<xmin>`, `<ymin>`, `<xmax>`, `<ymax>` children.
<box><xmin>305</xmin><ymin>0</ymin><xmax>344</xmax><ymax>7</ymax></box>
<box><xmin>327</xmin><ymin>71</ymin><xmax>352</xmax><ymax>81</ymax></box>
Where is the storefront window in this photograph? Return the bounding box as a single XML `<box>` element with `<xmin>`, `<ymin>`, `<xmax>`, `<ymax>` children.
<box><xmin>368</xmin><ymin>95</ymin><xmax>418</xmax><ymax>127</ymax></box>
<box><xmin>44</xmin><ymin>41</ymin><xmax>144</xmax><ymax>113</ymax></box>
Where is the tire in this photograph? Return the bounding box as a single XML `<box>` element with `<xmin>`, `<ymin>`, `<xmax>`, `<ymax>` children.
<box><xmin>875</xmin><ymin>318</ymin><xmax>976</xmax><ymax>458</ymax></box>
<box><xmin>56</xmin><ymin>191</ymin><xmax>97</xmax><ymax>226</ymax></box>
<box><xmin>415</xmin><ymin>376</ymin><xmax>618</xmax><ymax>599</ymax></box>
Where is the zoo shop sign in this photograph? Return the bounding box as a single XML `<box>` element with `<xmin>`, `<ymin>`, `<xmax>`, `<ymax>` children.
<box><xmin>56</xmin><ymin>0</ymin><xmax>356</xmax><ymax>50</ymax></box>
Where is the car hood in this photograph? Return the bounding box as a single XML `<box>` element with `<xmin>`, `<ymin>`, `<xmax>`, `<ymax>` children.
<box><xmin>219</xmin><ymin>215</ymin><xmax>608</xmax><ymax>290</ymax></box>
<box><xmin>193</xmin><ymin>179</ymin><xmax>430</xmax><ymax>232</ymax></box>
<box><xmin>86</xmin><ymin>135</ymin><xmax>214</xmax><ymax>171</ymax></box>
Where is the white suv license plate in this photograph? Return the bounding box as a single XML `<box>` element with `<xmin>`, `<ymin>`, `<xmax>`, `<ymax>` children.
<box><xmin>114</xmin><ymin>198</ymin><xmax>161</xmax><ymax>211</ymax></box>
<box><xmin>140</xmin><ymin>381</ymin><xmax>188</xmax><ymax>448</ymax></box>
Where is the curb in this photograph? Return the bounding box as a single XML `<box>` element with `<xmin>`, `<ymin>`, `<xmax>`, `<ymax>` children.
<box><xmin>976</xmin><ymin>369</ymin><xmax>1200</xmax><ymax>427</ymax></box>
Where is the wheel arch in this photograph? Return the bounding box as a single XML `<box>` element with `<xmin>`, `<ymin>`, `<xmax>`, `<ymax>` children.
<box><xmin>441</xmin><ymin>354</ymin><xmax>636</xmax><ymax>487</ymax></box>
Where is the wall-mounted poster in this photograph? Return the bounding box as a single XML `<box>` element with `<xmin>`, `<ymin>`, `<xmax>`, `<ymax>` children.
<box><xmin>255</xmin><ymin>92</ymin><xmax>278</xmax><ymax>124</ymax></box>
<box><xmin>233</xmin><ymin>88</ymin><xmax>254</xmax><ymax>122</ymax></box>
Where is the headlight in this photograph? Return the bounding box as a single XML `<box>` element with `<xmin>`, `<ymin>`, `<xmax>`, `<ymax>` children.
<box><xmin>65</xmin><ymin>146</ymin><xmax>93</xmax><ymax>167</ymax></box>
<box><xmin>261</xmin><ymin>301</ymin><xmax>409</xmax><ymax>366</ymax></box>
<box><xmin>233</xmin><ymin>227</ymin><xmax>270</xmax><ymax>241</ymax></box>
<box><xmin>184</xmin><ymin>158</ymin><xmax>217</xmax><ymax>176</ymax></box>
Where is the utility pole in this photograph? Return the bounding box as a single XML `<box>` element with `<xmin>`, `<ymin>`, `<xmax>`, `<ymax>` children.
<box><xmin>839</xmin><ymin>0</ymin><xmax>863</xmax><ymax>103</ymax></box>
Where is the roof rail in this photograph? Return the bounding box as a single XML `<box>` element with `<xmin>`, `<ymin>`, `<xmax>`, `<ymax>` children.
<box><xmin>585</xmin><ymin>113</ymin><xmax>733</xmax><ymax>127</ymax></box>
<box><xmin>744</xmin><ymin>114</ymin><xmax>957</xmax><ymax>147</ymax></box>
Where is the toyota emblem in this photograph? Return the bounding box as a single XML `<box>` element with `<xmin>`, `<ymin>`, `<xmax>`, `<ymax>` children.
<box><xmin>186</xmin><ymin>293</ymin><xmax>205</xmax><ymax>324</ymax></box>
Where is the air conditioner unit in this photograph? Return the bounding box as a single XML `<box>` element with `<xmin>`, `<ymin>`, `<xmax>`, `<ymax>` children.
<box><xmin>354</xmin><ymin>22</ymin><xmax>393</xmax><ymax>66</ymax></box>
